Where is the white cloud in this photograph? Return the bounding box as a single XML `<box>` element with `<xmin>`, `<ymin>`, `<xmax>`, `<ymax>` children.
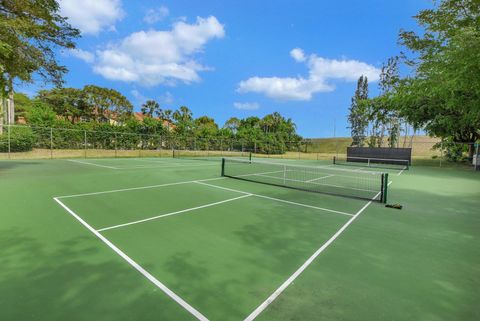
<box><xmin>59</xmin><ymin>0</ymin><xmax>124</xmax><ymax>35</ymax></box>
<box><xmin>93</xmin><ymin>16</ymin><xmax>225</xmax><ymax>86</ymax></box>
<box><xmin>144</xmin><ymin>6</ymin><xmax>169</xmax><ymax>24</ymax></box>
<box><xmin>238</xmin><ymin>49</ymin><xmax>381</xmax><ymax>101</ymax></box>
<box><xmin>234</xmin><ymin>102</ymin><xmax>260</xmax><ymax>110</ymax></box>
<box><xmin>68</xmin><ymin>48</ymin><xmax>95</xmax><ymax>63</ymax></box>
<box><xmin>290</xmin><ymin>48</ymin><xmax>306</xmax><ymax>62</ymax></box>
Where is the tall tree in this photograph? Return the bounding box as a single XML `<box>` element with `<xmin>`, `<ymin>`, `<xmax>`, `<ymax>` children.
<box><xmin>37</xmin><ymin>87</ymin><xmax>89</xmax><ymax>124</ymax></box>
<box><xmin>223</xmin><ymin>117</ymin><xmax>241</xmax><ymax>135</ymax></box>
<box><xmin>156</xmin><ymin>108</ymin><xmax>173</xmax><ymax>130</ymax></box>
<box><xmin>367</xmin><ymin>57</ymin><xmax>401</xmax><ymax>147</ymax></box>
<box><xmin>82</xmin><ymin>85</ymin><xmax>133</xmax><ymax>122</ymax></box>
<box><xmin>141</xmin><ymin>100</ymin><xmax>160</xmax><ymax>117</ymax></box>
<box><xmin>172</xmin><ymin>106</ymin><xmax>193</xmax><ymax>135</ymax></box>
<box><xmin>393</xmin><ymin>0</ymin><xmax>480</xmax><ymax>156</ymax></box>
<box><xmin>348</xmin><ymin>75</ymin><xmax>369</xmax><ymax>147</ymax></box>
<box><xmin>194</xmin><ymin>116</ymin><xmax>218</xmax><ymax>137</ymax></box>
<box><xmin>0</xmin><ymin>0</ymin><xmax>80</xmax><ymax>125</ymax></box>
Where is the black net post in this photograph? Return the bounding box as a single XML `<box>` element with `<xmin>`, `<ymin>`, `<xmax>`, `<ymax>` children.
<box><xmin>221</xmin><ymin>158</ymin><xmax>225</xmax><ymax>176</ymax></box>
<box><xmin>381</xmin><ymin>173</ymin><xmax>389</xmax><ymax>203</ymax></box>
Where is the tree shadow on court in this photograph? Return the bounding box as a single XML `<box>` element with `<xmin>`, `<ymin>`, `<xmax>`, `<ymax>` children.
<box><xmin>0</xmin><ymin>161</ymin><xmax>41</xmax><ymax>171</ymax></box>
<box><xmin>161</xmin><ymin>250</ymin><xmax>248</xmax><ymax>320</ymax></box>
<box><xmin>0</xmin><ymin>228</ymin><xmax>195</xmax><ymax>321</ymax></box>
<box><xmin>149</xmin><ymin>199</ymin><xmax>349</xmax><ymax>321</ymax></box>
<box><xmin>247</xmin><ymin>187</ymin><xmax>480</xmax><ymax>321</ymax></box>
<box><xmin>233</xmin><ymin>200</ymin><xmax>344</xmax><ymax>271</ymax></box>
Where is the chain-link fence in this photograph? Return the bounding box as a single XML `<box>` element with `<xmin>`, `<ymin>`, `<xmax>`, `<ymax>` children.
<box><xmin>0</xmin><ymin>125</ymin><xmax>174</xmax><ymax>159</ymax></box>
<box><xmin>0</xmin><ymin>125</ymin><xmax>476</xmax><ymax>168</ymax></box>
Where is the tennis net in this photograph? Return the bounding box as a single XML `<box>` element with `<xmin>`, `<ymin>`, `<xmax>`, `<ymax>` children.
<box><xmin>173</xmin><ymin>150</ymin><xmax>252</xmax><ymax>161</ymax></box>
<box><xmin>222</xmin><ymin>158</ymin><xmax>388</xmax><ymax>202</ymax></box>
<box><xmin>333</xmin><ymin>156</ymin><xmax>409</xmax><ymax>170</ymax></box>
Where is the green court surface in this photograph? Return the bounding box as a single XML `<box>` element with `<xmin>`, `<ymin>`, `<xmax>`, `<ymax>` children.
<box><xmin>1</xmin><ymin>157</ymin><xmax>479</xmax><ymax>321</ymax></box>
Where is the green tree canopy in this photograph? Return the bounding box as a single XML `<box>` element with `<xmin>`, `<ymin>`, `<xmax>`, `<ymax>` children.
<box><xmin>0</xmin><ymin>0</ymin><xmax>79</xmax><ymax>91</ymax></box>
<box><xmin>348</xmin><ymin>76</ymin><xmax>369</xmax><ymax>147</ymax></box>
<box><xmin>173</xmin><ymin>106</ymin><xmax>193</xmax><ymax>136</ymax></box>
<box><xmin>36</xmin><ymin>86</ymin><xmax>133</xmax><ymax>123</ymax></box>
<box><xmin>141</xmin><ymin>100</ymin><xmax>160</xmax><ymax>117</ymax></box>
<box><xmin>393</xmin><ymin>0</ymin><xmax>480</xmax><ymax>144</ymax></box>
<box><xmin>37</xmin><ymin>87</ymin><xmax>89</xmax><ymax>124</ymax></box>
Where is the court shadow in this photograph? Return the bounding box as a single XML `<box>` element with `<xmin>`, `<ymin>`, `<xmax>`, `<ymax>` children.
<box><xmin>0</xmin><ymin>228</ymin><xmax>194</xmax><ymax>321</ymax></box>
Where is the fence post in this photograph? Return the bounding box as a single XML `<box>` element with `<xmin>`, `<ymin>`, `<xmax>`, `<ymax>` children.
<box><xmin>138</xmin><ymin>134</ymin><xmax>142</xmax><ymax>158</ymax></box>
<box><xmin>7</xmin><ymin>125</ymin><xmax>11</xmax><ymax>159</ymax></box>
<box><xmin>159</xmin><ymin>135</ymin><xmax>162</xmax><ymax>157</ymax></box>
<box><xmin>440</xmin><ymin>140</ymin><xmax>443</xmax><ymax>167</ymax></box>
<box><xmin>84</xmin><ymin>130</ymin><xmax>87</xmax><ymax>158</ymax></box>
<box><xmin>50</xmin><ymin>127</ymin><xmax>53</xmax><ymax>159</ymax></box>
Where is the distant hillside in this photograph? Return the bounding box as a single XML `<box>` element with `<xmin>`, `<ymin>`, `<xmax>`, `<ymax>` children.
<box><xmin>303</xmin><ymin>136</ymin><xmax>441</xmax><ymax>156</ymax></box>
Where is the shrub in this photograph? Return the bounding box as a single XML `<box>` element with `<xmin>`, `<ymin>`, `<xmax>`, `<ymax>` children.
<box><xmin>0</xmin><ymin>127</ymin><xmax>36</xmax><ymax>152</ymax></box>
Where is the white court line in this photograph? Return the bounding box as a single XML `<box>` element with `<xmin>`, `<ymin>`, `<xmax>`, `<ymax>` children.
<box><xmin>247</xmin><ymin>158</ymin><xmax>382</xmax><ymax>174</ymax></box>
<box><xmin>133</xmin><ymin>158</ymin><xmax>174</xmax><ymax>162</ymax></box>
<box><xmin>118</xmin><ymin>163</ymin><xmax>219</xmax><ymax>169</ymax></box>
<box><xmin>397</xmin><ymin>168</ymin><xmax>406</xmax><ymax>176</ymax></box>
<box><xmin>305</xmin><ymin>174</ymin><xmax>335</xmax><ymax>183</ymax></box>
<box><xmin>53</xmin><ymin>197</ymin><xmax>209</xmax><ymax>321</ymax></box>
<box><xmin>97</xmin><ymin>194</ymin><xmax>252</xmax><ymax>232</ymax></box>
<box><xmin>243</xmin><ymin>180</ymin><xmax>393</xmax><ymax>321</ymax></box>
<box><xmin>194</xmin><ymin>181</ymin><xmax>354</xmax><ymax>217</ymax></box>
<box><xmin>56</xmin><ymin>177</ymin><xmax>226</xmax><ymax>199</ymax></box>
<box><xmin>252</xmin><ymin>160</ymin><xmax>335</xmax><ymax>169</ymax></box>
<box><xmin>236</xmin><ymin>169</ymin><xmax>287</xmax><ymax>178</ymax></box>
<box><xmin>67</xmin><ymin>159</ymin><xmax>119</xmax><ymax>169</ymax></box>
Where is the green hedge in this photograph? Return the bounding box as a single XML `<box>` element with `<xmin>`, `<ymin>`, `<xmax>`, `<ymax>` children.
<box><xmin>0</xmin><ymin>127</ymin><xmax>36</xmax><ymax>152</ymax></box>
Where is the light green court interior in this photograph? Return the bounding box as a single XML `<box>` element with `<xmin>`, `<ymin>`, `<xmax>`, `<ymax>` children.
<box><xmin>1</xmin><ymin>157</ymin><xmax>479</xmax><ymax>321</ymax></box>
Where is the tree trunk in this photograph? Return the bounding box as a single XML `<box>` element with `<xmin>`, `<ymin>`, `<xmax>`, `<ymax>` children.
<box><xmin>0</xmin><ymin>96</ymin><xmax>5</xmax><ymax>134</ymax></box>
<box><xmin>468</xmin><ymin>143</ymin><xmax>474</xmax><ymax>160</ymax></box>
<box><xmin>7</xmin><ymin>78</ymin><xmax>14</xmax><ymax>125</ymax></box>
<box><xmin>409</xmin><ymin>129</ymin><xmax>416</xmax><ymax>148</ymax></box>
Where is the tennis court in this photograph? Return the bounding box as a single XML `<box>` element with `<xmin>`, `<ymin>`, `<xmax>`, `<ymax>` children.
<box><xmin>1</xmin><ymin>156</ymin><xmax>479</xmax><ymax>321</ymax></box>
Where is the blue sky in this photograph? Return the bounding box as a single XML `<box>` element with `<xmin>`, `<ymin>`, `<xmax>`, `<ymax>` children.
<box><xmin>22</xmin><ymin>0</ymin><xmax>431</xmax><ymax>137</ymax></box>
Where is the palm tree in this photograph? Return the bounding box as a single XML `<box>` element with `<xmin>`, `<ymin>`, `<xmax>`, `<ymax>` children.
<box><xmin>141</xmin><ymin>100</ymin><xmax>159</xmax><ymax>117</ymax></box>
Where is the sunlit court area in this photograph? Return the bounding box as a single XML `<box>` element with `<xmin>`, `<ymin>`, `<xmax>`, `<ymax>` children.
<box><xmin>1</xmin><ymin>1</ymin><xmax>479</xmax><ymax>321</ymax></box>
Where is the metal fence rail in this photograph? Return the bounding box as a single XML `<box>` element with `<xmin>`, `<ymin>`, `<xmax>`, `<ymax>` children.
<box><xmin>0</xmin><ymin>125</ymin><xmax>475</xmax><ymax>168</ymax></box>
